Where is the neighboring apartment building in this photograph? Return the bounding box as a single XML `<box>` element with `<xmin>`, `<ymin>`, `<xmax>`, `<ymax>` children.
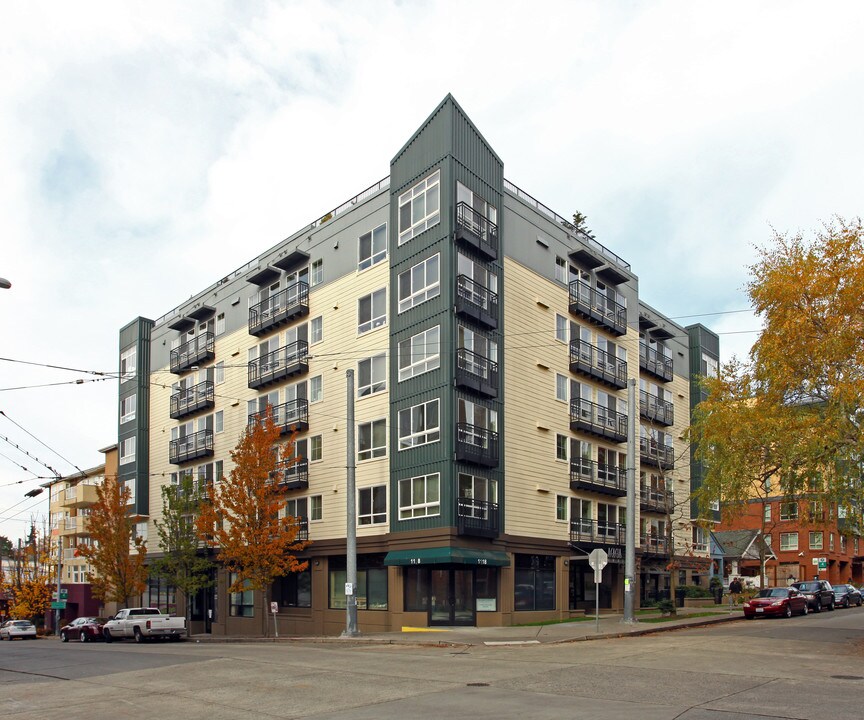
<box><xmin>117</xmin><ymin>95</ymin><xmax>711</xmax><ymax>636</ymax></box>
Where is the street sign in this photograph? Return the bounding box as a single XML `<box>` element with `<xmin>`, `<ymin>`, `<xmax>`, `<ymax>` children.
<box><xmin>818</xmin><ymin>559</ymin><xmax>827</xmax><ymax>570</ymax></box>
<box><xmin>589</xmin><ymin>548</ymin><xmax>608</xmax><ymax>584</ymax></box>
<box><xmin>50</xmin><ymin>601</ymin><xmax>66</xmax><ymax>610</ymax></box>
<box><xmin>270</xmin><ymin>602</ymin><xmax>278</xmax><ymax>614</ymax></box>
<box><xmin>53</xmin><ymin>590</ymin><xmax>68</xmax><ymax>601</ymax></box>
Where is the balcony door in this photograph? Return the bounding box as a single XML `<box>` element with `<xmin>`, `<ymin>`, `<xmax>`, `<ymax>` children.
<box><xmin>429</xmin><ymin>569</ymin><xmax>475</xmax><ymax>626</ymax></box>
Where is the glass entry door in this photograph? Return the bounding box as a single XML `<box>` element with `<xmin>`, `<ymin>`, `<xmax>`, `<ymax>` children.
<box><xmin>429</xmin><ymin>569</ymin><xmax>475</xmax><ymax>626</ymax></box>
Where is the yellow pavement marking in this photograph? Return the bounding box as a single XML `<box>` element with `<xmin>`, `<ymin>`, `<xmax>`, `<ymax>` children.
<box><xmin>401</xmin><ymin>626</ymin><xmax>450</xmax><ymax>633</ymax></box>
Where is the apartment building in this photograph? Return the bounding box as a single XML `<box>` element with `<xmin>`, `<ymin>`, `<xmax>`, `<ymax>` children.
<box><xmin>117</xmin><ymin>95</ymin><xmax>711</xmax><ymax>636</ymax></box>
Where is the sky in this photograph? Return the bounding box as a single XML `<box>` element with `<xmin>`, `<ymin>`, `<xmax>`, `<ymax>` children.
<box><xmin>1</xmin><ymin>0</ymin><xmax>863</xmax><ymax>543</ymax></box>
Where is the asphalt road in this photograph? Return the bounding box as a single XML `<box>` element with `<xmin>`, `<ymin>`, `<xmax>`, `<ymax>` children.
<box><xmin>2</xmin><ymin>607</ymin><xmax>863</xmax><ymax>719</ymax></box>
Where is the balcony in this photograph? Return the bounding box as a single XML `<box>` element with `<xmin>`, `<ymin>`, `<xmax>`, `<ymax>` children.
<box><xmin>455</xmin><ymin>274</ymin><xmax>498</xmax><ymax>329</ymax></box>
<box><xmin>455</xmin><ymin>202</ymin><xmax>498</xmax><ymax>260</ymax></box>
<box><xmin>170</xmin><ymin>381</ymin><xmax>215</xmax><ymax>419</ymax></box>
<box><xmin>62</xmin><ymin>483</ymin><xmax>100</xmax><ymax>509</ymax></box>
<box><xmin>640</xmin><ymin>485</ymin><xmax>672</xmax><ymax>513</ymax></box>
<box><xmin>640</xmin><ymin>535</ymin><xmax>669</xmax><ymax>555</ymax></box>
<box><xmin>288</xmin><ymin>518</ymin><xmax>309</xmax><ymax>542</ymax></box>
<box><xmin>640</xmin><ymin>438</ymin><xmax>675</xmax><ymax>469</ymax></box>
<box><xmin>248</xmin><ymin>399</ymin><xmax>309</xmax><ymax>435</ymax></box>
<box><xmin>456</xmin><ymin>497</ymin><xmax>499</xmax><ymax>538</ymax></box>
<box><xmin>568</xmin><ymin>279</ymin><xmax>626</xmax><ymax>336</ymax></box>
<box><xmin>640</xmin><ymin>390</ymin><xmax>674</xmax><ymax>426</ymax></box>
<box><xmin>569</xmin><ymin>339</ymin><xmax>627</xmax><ymax>389</ymax></box>
<box><xmin>639</xmin><ymin>343</ymin><xmax>673</xmax><ymax>382</ymax></box>
<box><xmin>455</xmin><ymin>348</ymin><xmax>499</xmax><ymax>398</ymax></box>
<box><xmin>248</xmin><ymin>341</ymin><xmax>309</xmax><ymax>389</ymax></box>
<box><xmin>570</xmin><ymin>399</ymin><xmax>627</xmax><ymax>443</ymax></box>
<box><xmin>455</xmin><ymin>423</ymin><xmax>499</xmax><ymax>468</ymax></box>
<box><xmin>169</xmin><ymin>429</ymin><xmax>214</xmax><ymax>465</ymax></box>
<box><xmin>569</xmin><ymin>458</ymin><xmax>627</xmax><ymax>497</ymax></box>
<box><xmin>248</xmin><ymin>281</ymin><xmax>310</xmax><ymax>337</ymax></box>
<box><xmin>170</xmin><ymin>332</ymin><xmax>215</xmax><ymax>374</ymax></box>
<box><xmin>569</xmin><ymin>519</ymin><xmax>626</xmax><ymax>546</ymax></box>
<box><xmin>271</xmin><ymin>458</ymin><xmax>309</xmax><ymax>491</ymax></box>
<box><xmin>59</xmin><ymin>517</ymin><xmax>91</xmax><ymax>536</ymax></box>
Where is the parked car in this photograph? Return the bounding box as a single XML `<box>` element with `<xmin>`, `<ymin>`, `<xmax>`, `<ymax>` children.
<box><xmin>791</xmin><ymin>580</ymin><xmax>835</xmax><ymax>612</ymax></box>
<box><xmin>102</xmin><ymin>608</ymin><xmax>186</xmax><ymax>643</ymax></box>
<box><xmin>831</xmin><ymin>584</ymin><xmax>862</xmax><ymax>608</ymax></box>
<box><xmin>60</xmin><ymin>617</ymin><xmax>109</xmax><ymax>643</ymax></box>
<box><xmin>743</xmin><ymin>587</ymin><xmax>809</xmax><ymax>619</ymax></box>
<box><xmin>0</xmin><ymin>619</ymin><xmax>37</xmax><ymax>640</ymax></box>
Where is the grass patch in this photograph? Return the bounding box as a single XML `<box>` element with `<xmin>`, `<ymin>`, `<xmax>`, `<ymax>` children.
<box><xmin>513</xmin><ymin>616</ymin><xmax>594</xmax><ymax>627</ymax></box>
<box><xmin>639</xmin><ymin>612</ymin><xmax>728</xmax><ymax>624</ymax></box>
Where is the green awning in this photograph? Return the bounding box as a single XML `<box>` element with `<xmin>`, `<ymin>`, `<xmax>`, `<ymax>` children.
<box><xmin>384</xmin><ymin>547</ymin><xmax>510</xmax><ymax>567</ymax></box>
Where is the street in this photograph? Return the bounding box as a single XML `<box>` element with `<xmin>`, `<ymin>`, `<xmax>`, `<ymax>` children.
<box><xmin>2</xmin><ymin>608</ymin><xmax>863</xmax><ymax>719</ymax></box>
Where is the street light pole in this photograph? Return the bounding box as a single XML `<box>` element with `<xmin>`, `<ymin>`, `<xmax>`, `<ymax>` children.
<box><xmin>341</xmin><ymin>369</ymin><xmax>359</xmax><ymax>637</ymax></box>
<box><xmin>623</xmin><ymin>378</ymin><xmax>637</xmax><ymax>624</ymax></box>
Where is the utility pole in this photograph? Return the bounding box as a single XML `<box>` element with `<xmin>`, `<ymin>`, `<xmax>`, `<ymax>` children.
<box><xmin>341</xmin><ymin>369</ymin><xmax>359</xmax><ymax>637</ymax></box>
<box><xmin>623</xmin><ymin>378</ymin><xmax>637</xmax><ymax>624</ymax></box>
<box><xmin>55</xmin><ymin>536</ymin><xmax>63</xmax><ymax>634</ymax></box>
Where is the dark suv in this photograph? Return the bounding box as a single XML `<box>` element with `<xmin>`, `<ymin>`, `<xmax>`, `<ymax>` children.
<box><xmin>791</xmin><ymin>580</ymin><xmax>835</xmax><ymax>612</ymax></box>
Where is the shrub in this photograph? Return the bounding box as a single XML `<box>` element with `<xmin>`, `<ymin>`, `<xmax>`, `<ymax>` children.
<box><xmin>679</xmin><ymin>584</ymin><xmax>714</xmax><ymax>599</ymax></box>
<box><xmin>656</xmin><ymin>598</ymin><xmax>676</xmax><ymax>615</ymax></box>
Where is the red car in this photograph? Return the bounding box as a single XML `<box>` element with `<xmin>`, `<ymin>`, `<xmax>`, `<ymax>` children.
<box><xmin>743</xmin><ymin>587</ymin><xmax>808</xmax><ymax>619</ymax></box>
<box><xmin>60</xmin><ymin>616</ymin><xmax>109</xmax><ymax>642</ymax></box>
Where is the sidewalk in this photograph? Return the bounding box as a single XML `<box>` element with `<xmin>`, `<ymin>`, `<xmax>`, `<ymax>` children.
<box><xmin>189</xmin><ymin>607</ymin><xmax>745</xmax><ymax>647</ymax></box>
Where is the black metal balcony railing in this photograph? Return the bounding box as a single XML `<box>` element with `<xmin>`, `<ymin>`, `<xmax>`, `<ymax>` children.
<box><xmin>169</xmin><ymin>380</ymin><xmax>215</xmax><ymax>419</ymax></box>
<box><xmin>455</xmin><ymin>423</ymin><xmax>499</xmax><ymax>467</ymax></box>
<box><xmin>568</xmin><ymin>279</ymin><xmax>626</xmax><ymax>336</ymax></box>
<box><xmin>455</xmin><ymin>348</ymin><xmax>499</xmax><ymax>398</ymax></box>
<box><xmin>640</xmin><ymin>485</ymin><xmax>672</xmax><ymax>513</ymax></box>
<box><xmin>640</xmin><ymin>535</ymin><xmax>669</xmax><ymax>555</ymax></box>
<box><xmin>271</xmin><ymin>458</ymin><xmax>309</xmax><ymax>491</ymax></box>
<box><xmin>455</xmin><ymin>274</ymin><xmax>498</xmax><ymax>329</ymax></box>
<box><xmin>169</xmin><ymin>429</ymin><xmax>214</xmax><ymax>465</ymax></box>
<box><xmin>248</xmin><ymin>399</ymin><xmax>309</xmax><ymax>435</ymax></box>
<box><xmin>640</xmin><ymin>437</ymin><xmax>675</xmax><ymax>469</ymax></box>
<box><xmin>248</xmin><ymin>281</ymin><xmax>310</xmax><ymax>337</ymax></box>
<box><xmin>248</xmin><ymin>340</ymin><xmax>309</xmax><ymax>389</ymax></box>
<box><xmin>569</xmin><ymin>338</ymin><xmax>627</xmax><ymax>389</ymax></box>
<box><xmin>286</xmin><ymin>517</ymin><xmax>309</xmax><ymax>541</ymax></box>
<box><xmin>639</xmin><ymin>390</ymin><xmax>674</xmax><ymax>426</ymax></box>
<box><xmin>455</xmin><ymin>202</ymin><xmax>498</xmax><ymax>260</ymax></box>
<box><xmin>569</xmin><ymin>458</ymin><xmax>627</xmax><ymax>497</ymax></box>
<box><xmin>570</xmin><ymin>398</ymin><xmax>628</xmax><ymax>443</ymax></box>
<box><xmin>570</xmin><ymin>519</ymin><xmax>626</xmax><ymax>546</ymax></box>
<box><xmin>170</xmin><ymin>332</ymin><xmax>215</xmax><ymax>374</ymax></box>
<box><xmin>456</xmin><ymin>497</ymin><xmax>500</xmax><ymax>538</ymax></box>
<box><xmin>639</xmin><ymin>343</ymin><xmax>673</xmax><ymax>382</ymax></box>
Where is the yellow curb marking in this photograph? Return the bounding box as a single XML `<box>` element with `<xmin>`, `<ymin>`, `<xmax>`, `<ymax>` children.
<box><xmin>401</xmin><ymin>626</ymin><xmax>450</xmax><ymax>633</ymax></box>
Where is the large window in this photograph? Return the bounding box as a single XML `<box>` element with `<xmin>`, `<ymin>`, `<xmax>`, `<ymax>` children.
<box><xmin>358</xmin><ymin>485</ymin><xmax>387</xmax><ymax>526</ymax></box>
<box><xmin>229</xmin><ymin>572</ymin><xmax>255</xmax><ymax>617</ymax></box>
<box><xmin>780</xmin><ymin>532</ymin><xmax>799</xmax><ymax>551</ymax></box>
<box><xmin>398</xmin><ymin>399</ymin><xmax>440</xmax><ymax>449</ymax></box>
<box><xmin>358</xmin><ymin>419</ymin><xmax>387</xmax><ymax>461</ymax></box>
<box><xmin>119</xmin><ymin>437</ymin><xmax>136</xmax><ymax>465</ymax></box>
<box><xmin>329</xmin><ymin>555</ymin><xmax>388</xmax><ymax>610</ymax></box>
<box><xmin>514</xmin><ymin>554</ymin><xmax>555</xmax><ymax>611</ymax></box>
<box><xmin>398</xmin><ymin>326</ymin><xmax>440</xmax><ymax>380</ymax></box>
<box><xmin>398</xmin><ymin>254</ymin><xmax>440</xmax><ymax>312</ymax></box>
<box><xmin>358</xmin><ymin>223</ymin><xmax>387</xmax><ymax>270</ymax></box>
<box><xmin>358</xmin><ymin>354</ymin><xmax>386</xmax><ymax>397</ymax></box>
<box><xmin>809</xmin><ymin>531</ymin><xmax>823</xmax><ymax>550</ymax></box>
<box><xmin>146</xmin><ymin>576</ymin><xmax>176</xmax><ymax>615</ymax></box>
<box><xmin>120</xmin><ymin>345</ymin><xmax>137</xmax><ymax>381</ymax></box>
<box><xmin>120</xmin><ymin>395</ymin><xmax>136</xmax><ymax>423</ymax></box>
<box><xmin>398</xmin><ymin>170</ymin><xmax>440</xmax><ymax>244</ymax></box>
<box><xmin>358</xmin><ymin>288</ymin><xmax>387</xmax><ymax>334</ymax></box>
<box><xmin>273</xmin><ymin>569</ymin><xmax>311</xmax><ymax>608</ymax></box>
<box><xmin>399</xmin><ymin>473</ymin><xmax>440</xmax><ymax>519</ymax></box>
<box><xmin>780</xmin><ymin>502</ymin><xmax>798</xmax><ymax>521</ymax></box>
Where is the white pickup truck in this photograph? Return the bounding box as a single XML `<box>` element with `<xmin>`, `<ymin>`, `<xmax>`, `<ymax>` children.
<box><xmin>102</xmin><ymin>608</ymin><xmax>186</xmax><ymax>643</ymax></box>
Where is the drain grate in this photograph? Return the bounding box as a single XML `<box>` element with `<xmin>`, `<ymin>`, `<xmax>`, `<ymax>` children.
<box><xmin>467</xmin><ymin>682</ymin><xmax>490</xmax><ymax>687</ymax></box>
<box><xmin>831</xmin><ymin>675</ymin><xmax>863</xmax><ymax>680</ymax></box>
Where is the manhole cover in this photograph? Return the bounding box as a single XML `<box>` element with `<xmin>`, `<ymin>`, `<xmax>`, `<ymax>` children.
<box><xmin>467</xmin><ymin>682</ymin><xmax>490</xmax><ymax>687</ymax></box>
<box><xmin>831</xmin><ymin>675</ymin><xmax>863</xmax><ymax>680</ymax></box>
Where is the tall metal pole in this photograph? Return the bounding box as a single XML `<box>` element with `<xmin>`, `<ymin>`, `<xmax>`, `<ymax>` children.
<box><xmin>342</xmin><ymin>369</ymin><xmax>360</xmax><ymax>637</ymax></box>
<box><xmin>623</xmin><ymin>378</ymin><xmax>637</xmax><ymax>624</ymax></box>
<box><xmin>55</xmin><ymin>537</ymin><xmax>63</xmax><ymax>634</ymax></box>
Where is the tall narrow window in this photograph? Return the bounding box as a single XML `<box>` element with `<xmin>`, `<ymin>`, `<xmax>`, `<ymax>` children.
<box><xmin>358</xmin><ymin>289</ymin><xmax>387</xmax><ymax>334</ymax></box>
<box><xmin>358</xmin><ymin>223</ymin><xmax>388</xmax><ymax>270</ymax></box>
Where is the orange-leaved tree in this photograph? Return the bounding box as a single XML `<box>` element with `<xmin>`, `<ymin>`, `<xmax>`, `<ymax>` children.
<box><xmin>77</xmin><ymin>478</ymin><xmax>148</xmax><ymax>606</ymax></box>
<box><xmin>3</xmin><ymin>524</ymin><xmax>54</xmax><ymax>623</ymax></box>
<box><xmin>196</xmin><ymin>409</ymin><xmax>309</xmax><ymax>633</ymax></box>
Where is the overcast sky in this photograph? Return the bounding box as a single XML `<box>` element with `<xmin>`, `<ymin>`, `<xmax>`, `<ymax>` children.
<box><xmin>2</xmin><ymin>0</ymin><xmax>862</xmax><ymax>543</ymax></box>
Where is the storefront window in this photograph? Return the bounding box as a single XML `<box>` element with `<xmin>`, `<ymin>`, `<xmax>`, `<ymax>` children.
<box><xmin>514</xmin><ymin>554</ymin><xmax>555</xmax><ymax>611</ymax></box>
<box><xmin>329</xmin><ymin>555</ymin><xmax>388</xmax><ymax>610</ymax></box>
<box><xmin>146</xmin><ymin>576</ymin><xmax>176</xmax><ymax>615</ymax></box>
<box><xmin>404</xmin><ymin>568</ymin><xmax>430</xmax><ymax>612</ymax></box>
<box><xmin>273</xmin><ymin>568</ymin><xmax>312</xmax><ymax>608</ymax></box>
<box><xmin>229</xmin><ymin>572</ymin><xmax>254</xmax><ymax>617</ymax></box>
<box><xmin>475</xmin><ymin>567</ymin><xmax>498</xmax><ymax>611</ymax></box>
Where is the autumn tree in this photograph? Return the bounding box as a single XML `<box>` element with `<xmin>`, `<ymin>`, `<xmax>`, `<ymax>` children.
<box><xmin>150</xmin><ymin>473</ymin><xmax>214</xmax><ymax>634</ymax></box>
<box><xmin>692</xmin><ymin>218</ymin><xmax>864</xmax><ymax>521</ymax></box>
<box><xmin>196</xmin><ymin>411</ymin><xmax>309</xmax><ymax>634</ymax></box>
<box><xmin>1</xmin><ymin>524</ymin><xmax>54</xmax><ymax>623</ymax></box>
<box><xmin>77</xmin><ymin>478</ymin><xmax>148</xmax><ymax>606</ymax></box>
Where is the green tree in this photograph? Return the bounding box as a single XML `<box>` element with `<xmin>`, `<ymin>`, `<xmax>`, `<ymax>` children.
<box><xmin>150</xmin><ymin>474</ymin><xmax>214</xmax><ymax>635</ymax></box>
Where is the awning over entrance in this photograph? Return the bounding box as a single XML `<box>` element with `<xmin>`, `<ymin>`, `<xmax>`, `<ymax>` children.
<box><xmin>384</xmin><ymin>547</ymin><xmax>510</xmax><ymax>567</ymax></box>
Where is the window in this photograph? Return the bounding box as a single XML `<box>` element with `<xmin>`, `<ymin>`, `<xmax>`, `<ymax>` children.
<box><xmin>840</xmin><ymin>535</ymin><xmax>847</xmax><ymax>554</ymax></box>
<box><xmin>809</xmin><ymin>531</ymin><xmax>823</xmax><ymax>550</ymax></box>
<box><xmin>120</xmin><ymin>345</ymin><xmax>137</xmax><ymax>381</ymax></box>
<box><xmin>692</xmin><ymin>527</ymin><xmax>708</xmax><ymax>552</ymax></box>
<box><xmin>809</xmin><ymin>501</ymin><xmax>823</xmax><ymax>520</ymax></box>
<box><xmin>310</xmin><ymin>316</ymin><xmax>323</xmax><ymax>344</ymax></box>
<box><xmin>779</xmin><ymin>532</ymin><xmax>798</xmax><ymax>551</ymax></box>
<box><xmin>229</xmin><ymin>572</ymin><xmax>254</xmax><ymax>617</ymax></box>
<box><xmin>514</xmin><ymin>554</ymin><xmax>555</xmax><ymax>611</ymax></box>
<box><xmin>359</xmin><ymin>485</ymin><xmax>387</xmax><ymax>525</ymax></box>
<box><xmin>556</xmin><ymin>495</ymin><xmax>568</xmax><ymax>522</ymax></box>
<box><xmin>398</xmin><ymin>399</ymin><xmax>440</xmax><ymax>449</ymax></box>
<box><xmin>120</xmin><ymin>395</ymin><xmax>136</xmax><ymax>423</ymax></box>
<box><xmin>285</xmin><ymin>497</ymin><xmax>307</xmax><ymax>520</ymax></box>
<box><xmin>329</xmin><ymin>555</ymin><xmax>388</xmax><ymax>610</ymax></box>
<box><xmin>399</xmin><ymin>473</ymin><xmax>440</xmax><ymax>519</ymax></box>
<box><xmin>215</xmin><ymin>410</ymin><xmax>224</xmax><ymax>434</ymax></box>
<box><xmin>780</xmin><ymin>502</ymin><xmax>798</xmax><ymax>521</ymax></box>
<box><xmin>310</xmin><ymin>495</ymin><xmax>322</xmax><ymax>522</ymax></box>
<box><xmin>310</xmin><ymin>435</ymin><xmax>322</xmax><ymax>462</ymax></box>
<box><xmin>358</xmin><ymin>223</ymin><xmax>387</xmax><ymax>270</ymax></box>
<box><xmin>398</xmin><ymin>254</ymin><xmax>440</xmax><ymax>312</ymax></box>
<box><xmin>556</xmin><ymin>434</ymin><xmax>568</xmax><ymax>461</ymax></box>
<box><xmin>358</xmin><ymin>419</ymin><xmax>387</xmax><ymax>461</ymax></box>
<box><xmin>555</xmin><ymin>256</ymin><xmax>567</xmax><ymax>284</ymax></box>
<box><xmin>119</xmin><ymin>437</ymin><xmax>136</xmax><ymax>465</ymax></box>
<box><xmin>398</xmin><ymin>326</ymin><xmax>440</xmax><ymax>380</ymax></box>
<box><xmin>310</xmin><ymin>259</ymin><xmax>323</xmax><ymax>287</ymax></box>
<box><xmin>555</xmin><ymin>374</ymin><xmax>568</xmax><ymax>402</ymax></box>
<box><xmin>829</xmin><ymin>533</ymin><xmax>835</xmax><ymax>551</ymax></box>
<box><xmin>458</xmin><ymin>473</ymin><xmax>497</xmax><ymax>505</ymax></box>
<box><xmin>398</xmin><ymin>170</ymin><xmax>440</xmax><ymax>244</ymax></box>
<box><xmin>310</xmin><ymin>375</ymin><xmax>323</xmax><ymax>403</ymax></box>
<box><xmin>215</xmin><ymin>361</ymin><xmax>225</xmax><ymax>384</ymax></box>
<box><xmin>273</xmin><ymin>568</ymin><xmax>311</xmax><ymax>608</ymax></box>
<box><xmin>358</xmin><ymin>288</ymin><xmax>386</xmax><ymax>334</ymax></box>
<box><xmin>701</xmin><ymin>352</ymin><xmax>718</xmax><ymax>378</ymax></box>
<box><xmin>146</xmin><ymin>576</ymin><xmax>176</xmax><ymax>615</ymax></box>
<box><xmin>358</xmin><ymin>354</ymin><xmax>386</xmax><ymax>397</ymax></box>
<box><xmin>555</xmin><ymin>314</ymin><xmax>568</xmax><ymax>343</ymax></box>
<box><xmin>215</xmin><ymin>312</ymin><xmax>225</xmax><ymax>336</ymax></box>
<box><xmin>763</xmin><ymin>503</ymin><xmax>771</xmax><ymax>522</ymax></box>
